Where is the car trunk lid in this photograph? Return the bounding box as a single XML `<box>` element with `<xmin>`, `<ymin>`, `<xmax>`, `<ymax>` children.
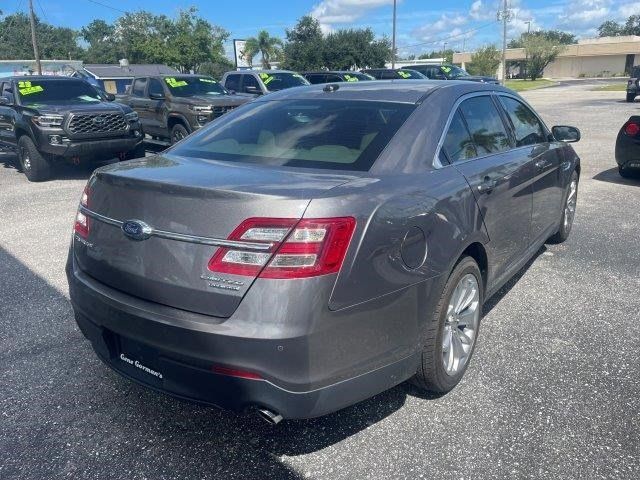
<box><xmin>73</xmin><ymin>154</ymin><xmax>356</xmax><ymax>318</ymax></box>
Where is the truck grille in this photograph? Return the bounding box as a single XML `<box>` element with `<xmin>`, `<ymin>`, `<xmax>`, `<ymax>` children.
<box><xmin>67</xmin><ymin>112</ymin><xmax>128</xmax><ymax>136</ymax></box>
<box><xmin>212</xmin><ymin>105</ymin><xmax>237</xmax><ymax>118</ymax></box>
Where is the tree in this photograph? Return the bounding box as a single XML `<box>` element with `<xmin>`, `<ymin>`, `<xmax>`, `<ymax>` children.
<box><xmin>598</xmin><ymin>15</ymin><xmax>640</xmax><ymax>37</ymax></box>
<box><xmin>523</xmin><ymin>35</ymin><xmax>564</xmax><ymax>80</ymax></box>
<box><xmin>0</xmin><ymin>13</ymin><xmax>83</xmax><ymax>60</ymax></box>
<box><xmin>243</xmin><ymin>30</ymin><xmax>283</xmax><ymax>69</ymax></box>
<box><xmin>198</xmin><ymin>58</ymin><xmax>234</xmax><ymax>80</ymax></box>
<box><xmin>467</xmin><ymin>45</ymin><xmax>500</xmax><ymax>76</ymax></box>
<box><xmin>322</xmin><ymin>28</ymin><xmax>390</xmax><ymax>69</ymax></box>
<box><xmin>282</xmin><ymin>16</ymin><xmax>324</xmax><ymax>71</ymax></box>
<box><xmin>418</xmin><ymin>49</ymin><xmax>456</xmax><ymax>62</ymax></box>
<box><xmin>81</xmin><ymin>20</ymin><xmax>120</xmax><ymax>63</ymax></box>
<box><xmin>508</xmin><ymin>30</ymin><xmax>575</xmax><ymax>49</ymax></box>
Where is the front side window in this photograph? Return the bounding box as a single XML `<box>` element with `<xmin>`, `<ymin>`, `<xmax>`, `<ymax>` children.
<box><xmin>499</xmin><ymin>96</ymin><xmax>546</xmax><ymax>147</ymax></box>
<box><xmin>224</xmin><ymin>74</ymin><xmax>241</xmax><ymax>92</ymax></box>
<box><xmin>442</xmin><ymin>110</ymin><xmax>477</xmax><ymax>163</ymax></box>
<box><xmin>132</xmin><ymin>78</ymin><xmax>147</xmax><ymax>97</ymax></box>
<box><xmin>148</xmin><ymin>78</ymin><xmax>164</xmax><ymax>97</ymax></box>
<box><xmin>171</xmin><ymin>99</ymin><xmax>415</xmax><ymax>172</ymax></box>
<box><xmin>242</xmin><ymin>74</ymin><xmax>260</xmax><ymax>93</ymax></box>
<box><xmin>16</xmin><ymin>80</ymin><xmax>102</xmax><ymax>106</ymax></box>
<box><xmin>258</xmin><ymin>72</ymin><xmax>309</xmax><ymax>91</ymax></box>
<box><xmin>458</xmin><ymin>96</ymin><xmax>511</xmax><ymax>156</ymax></box>
<box><xmin>164</xmin><ymin>76</ymin><xmax>227</xmax><ymax>97</ymax></box>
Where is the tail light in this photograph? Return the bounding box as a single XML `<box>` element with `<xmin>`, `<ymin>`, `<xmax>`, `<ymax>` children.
<box><xmin>74</xmin><ymin>187</ymin><xmax>90</xmax><ymax>238</ymax></box>
<box><xmin>208</xmin><ymin>216</ymin><xmax>356</xmax><ymax>279</ymax></box>
<box><xmin>624</xmin><ymin>122</ymin><xmax>640</xmax><ymax>136</ymax></box>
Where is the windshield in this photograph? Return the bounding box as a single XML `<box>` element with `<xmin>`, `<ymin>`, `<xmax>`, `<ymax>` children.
<box><xmin>442</xmin><ymin>65</ymin><xmax>470</xmax><ymax>78</ymax></box>
<box><xmin>259</xmin><ymin>72</ymin><xmax>309</xmax><ymax>91</ymax></box>
<box><xmin>164</xmin><ymin>76</ymin><xmax>227</xmax><ymax>97</ymax></box>
<box><xmin>16</xmin><ymin>80</ymin><xmax>101</xmax><ymax>106</ymax></box>
<box><xmin>171</xmin><ymin>99</ymin><xmax>415</xmax><ymax>172</ymax></box>
<box><xmin>344</xmin><ymin>72</ymin><xmax>374</xmax><ymax>81</ymax></box>
<box><xmin>397</xmin><ymin>70</ymin><xmax>425</xmax><ymax>79</ymax></box>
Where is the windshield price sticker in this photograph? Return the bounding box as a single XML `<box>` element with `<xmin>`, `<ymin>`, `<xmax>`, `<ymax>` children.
<box><xmin>18</xmin><ymin>81</ymin><xmax>44</xmax><ymax>95</ymax></box>
<box><xmin>441</xmin><ymin>66</ymin><xmax>452</xmax><ymax>73</ymax></box>
<box><xmin>165</xmin><ymin>77</ymin><xmax>188</xmax><ymax>87</ymax></box>
<box><xmin>344</xmin><ymin>74</ymin><xmax>359</xmax><ymax>82</ymax></box>
<box><xmin>397</xmin><ymin>71</ymin><xmax>411</xmax><ymax>79</ymax></box>
<box><xmin>259</xmin><ymin>73</ymin><xmax>275</xmax><ymax>85</ymax></box>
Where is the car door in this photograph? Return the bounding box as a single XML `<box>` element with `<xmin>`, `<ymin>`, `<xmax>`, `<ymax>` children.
<box><xmin>497</xmin><ymin>94</ymin><xmax>564</xmax><ymax>243</ymax></box>
<box><xmin>242</xmin><ymin>74</ymin><xmax>264</xmax><ymax>95</ymax></box>
<box><xmin>223</xmin><ymin>73</ymin><xmax>241</xmax><ymax>93</ymax></box>
<box><xmin>145</xmin><ymin>77</ymin><xmax>167</xmax><ymax>137</ymax></box>
<box><xmin>129</xmin><ymin>78</ymin><xmax>152</xmax><ymax>130</ymax></box>
<box><xmin>0</xmin><ymin>82</ymin><xmax>17</xmax><ymax>151</ymax></box>
<box><xmin>441</xmin><ymin>94</ymin><xmax>535</xmax><ymax>287</ymax></box>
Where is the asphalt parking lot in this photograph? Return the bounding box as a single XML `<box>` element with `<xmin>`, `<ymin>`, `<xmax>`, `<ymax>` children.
<box><xmin>1</xmin><ymin>81</ymin><xmax>639</xmax><ymax>480</ymax></box>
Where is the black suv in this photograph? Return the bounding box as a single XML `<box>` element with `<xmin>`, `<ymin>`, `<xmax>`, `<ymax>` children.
<box><xmin>302</xmin><ymin>71</ymin><xmax>374</xmax><ymax>84</ymax></box>
<box><xmin>405</xmin><ymin>64</ymin><xmax>499</xmax><ymax>84</ymax></box>
<box><xmin>627</xmin><ymin>66</ymin><xmax>639</xmax><ymax>103</ymax></box>
<box><xmin>118</xmin><ymin>75</ymin><xmax>250</xmax><ymax>145</ymax></box>
<box><xmin>0</xmin><ymin>76</ymin><xmax>144</xmax><ymax>181</ymax></box>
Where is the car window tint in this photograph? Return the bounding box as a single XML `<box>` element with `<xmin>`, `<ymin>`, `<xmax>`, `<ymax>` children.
<box><xmin>172</xmin><ymin>99</ymin><xmax>415</xmax><ymax>172</ymax></box>
<box><xmin>132</xmin><ymin>78</ymin><xmax>147</xmax><ymax>97</ymax></box>
<box><xmin>148</xmin><ymin>78</ymin><xmax>164</xmax><ymax>97</ymax></box>
<box><xmin>442</xmin><ymin>110</ymin><xmax>477</xmax><ymax>163</ymax></box>
<box><xmin>224</xmin><ymin>74</ymin><xmax>241</xmax><ymax>91</ymax></box>
<box><xmin>459</xmin><ymin>96</ymin><xmax>511</xmax><ymax>156</ymax></box>
<box><xmin>306</xmin><ymin>74</ymin><xmax>326</xmax><ymax>84</ymax></box>
<box><xmin>243</xmin><ymin>74</ymin><xmax>260</xmax><ymax>92</ymax></box>
<box><xmin>326</xmin><ymin>74</ymin><xmax>343</xmax><ymax>82</ymax></box>
<box><xmin>499</xmin><ymin>96</ymin><xmax>546</xmax><ymax>147</ymax></box>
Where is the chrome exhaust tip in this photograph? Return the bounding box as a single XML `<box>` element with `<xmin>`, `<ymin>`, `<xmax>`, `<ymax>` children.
<box><xmin>256</xmin><ymin>408</ymin><xmax>283</xmax><ymax>425</ymax></box>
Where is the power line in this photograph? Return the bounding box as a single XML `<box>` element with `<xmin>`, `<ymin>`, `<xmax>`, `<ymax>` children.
<box><xmin>398</xmin><ymin>21</ymin><xmax>498</xmax><ymax>50</ymax></box>
<box><xmin>35</xmin><ymin>0</ymin><xmax>48</xmax><ymax>24</ymax></box>
<box><xmin>85</xmin><ymin>0</ymin><xmax>127</xmax><ymax>14</ymax></box>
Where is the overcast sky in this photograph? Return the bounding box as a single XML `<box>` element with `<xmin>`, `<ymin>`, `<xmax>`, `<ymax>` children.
<box><xmin>2</xmin><ymin>0</ymin><xmax>638</xmax><ymax>56</ymax></box>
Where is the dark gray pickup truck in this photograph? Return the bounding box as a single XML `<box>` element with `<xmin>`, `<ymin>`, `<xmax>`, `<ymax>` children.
<box><xmin>118</xmin><ymin>75</ymin><xmax>250</xmax><ymax>145</ymax></box>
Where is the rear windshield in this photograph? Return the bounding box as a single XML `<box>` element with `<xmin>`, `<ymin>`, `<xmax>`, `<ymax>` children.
<box><xmin>164</xmin><ymin>76</ymin><xmax>227</xmax><ymax>97</ymax></box>
<box><xmin>171</xmin><ymin>99</ymin><xmax>415</xmax><ymax>171</ymax></box>
<box><xmin>259</xmin><ymin>72</ymin><xmax>309</xmax><ymax>91</ymax></box>
<box><xmin>16</xmin><ymin>80</ymin><xmax>101</xmax><ymax>105</ymax></box>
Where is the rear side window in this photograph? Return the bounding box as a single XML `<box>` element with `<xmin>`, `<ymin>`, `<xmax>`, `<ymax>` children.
<box><xmin>132</xmin><ymin>78</ymin><xmax>147</xmax><ymax>97</ymax></box>
<box><xmin>306</xmin><ymin>74</ymin><xmax>327</xmax><ymax>84</ymax></box>
<box><xmin>442</xmin><ymin>111</ymin><xmax>477</xmax><ymax>163</ymax></box>
<box><xmin>499</xmin><ymin>96</ymin><xmax>546</xmax><ymax>147</ymax></box>
<box><xmin>148</xmin><ymin>78</ymin><xmax>164</xmax><ymax>97</ymax></box>
<box><xmin>171</xmin><ymin>99</ymin><xmax>415</xmax><ymax>172</ymax></box>
<box><xmin>458</xmin><ymin>96</ymin><xmax>511</xmax><ymax>156</ymax></box>
<box><xmin>224</xmin><ymin>74</ymin><xmax>241</xmax><ymax>92</ymax></box>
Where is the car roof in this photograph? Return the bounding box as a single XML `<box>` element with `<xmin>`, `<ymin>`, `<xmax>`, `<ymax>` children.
<box><xmin>302</xmin><ymin>71</ymin><xmax>363</xmax><ymax>75</ymax></box>
<box><xmin>229</xmin><ymin>70</ymin><xmax>298</xmax><ymax>75</ymax></box>
<box><xmin>253</xmin><ymin>80</ymin><xmax>511</xmax><ymax>104</ymax></box>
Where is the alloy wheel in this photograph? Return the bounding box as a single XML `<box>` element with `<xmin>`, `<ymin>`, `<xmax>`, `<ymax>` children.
<box><xmin>564</xmin><ymin>178</ymin><xmax>578</xmax><ymax>230</ymax></box>
<box><xmin>442</xmin><ymin>273</ymin><xmax>480</xmax><ymax>376</ymax></box>
<box><xmin>20</xmin><ymin>147</ymin><xmax>31</xmax><ymax>170</ymax></box>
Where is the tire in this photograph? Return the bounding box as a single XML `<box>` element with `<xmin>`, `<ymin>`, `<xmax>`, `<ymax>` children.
<box><xmin>412</xmin><ymin>256</ymin><xmax>484</xmax><ymax>393</ymax></box>
<box><xmin>619</xmin><ymin>165</ymin><xmax>633</xmax><ymax>178</ymax></box>
<box><xmin>124</xmin><ymin>142</ymin><xmax>146</xmax><ymax>160</ymax></box>
<box><xmin>17</xmin><ymin>135</ymin><xmax>52</xmax><ymax>182</ymax></box>
<box><xmin>170</xmin><ymin>123</ymin><xmax>189</xmax><ymax>144</ymax></box>
<box><xmin>626</xmin><ymin>93</ymin><xmax>636</xmax><ymax>103</ymax></box>
<box><xmin>548</xmin><ymin>170</ymin><xmax>578</xmax><ymax>244</ymax></box>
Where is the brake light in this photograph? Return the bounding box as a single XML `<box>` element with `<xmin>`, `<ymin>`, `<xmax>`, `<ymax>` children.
<box><xmin>211</xmin><ymin>365</ymin><xmax>263</xmax><ymax>380</ymax></box>
<box><xmin>74</xmin><ymin>187</ymin><xmax>89</xmax><ymax>238</ymax></box>
<box><xmin>624</xmin><ymin>122</ymin><xmax>640</xmax><ymax>136</ymax></box>
<box><xmin>207</xmin><ymin>216</ymin><xmax>356</xmax><ymax>279</ymax></box>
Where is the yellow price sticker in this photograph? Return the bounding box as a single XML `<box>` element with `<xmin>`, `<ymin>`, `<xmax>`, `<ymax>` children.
<box><xmin>344</xmin><ymin>75</ymin><xmax>359</xmax><ymax>82</ymax></box>
<box><xmin>165</xmin><ymin>77</ymin><xmax>188</xmax><ymax>87</ymax></box>
<box><xmin>397</xmin><ymin>71</ymin><xmax>411</xmax><ymax>79</ymax></box>
<box><xmin>18</xmin><ymin>81</ymin><xmax>44</xmax><ymax>95</ymax></box>
<box><xmin>441</xmin><ymin>66</ymin><xmax>452</xmax><ymax>73</ymax></box>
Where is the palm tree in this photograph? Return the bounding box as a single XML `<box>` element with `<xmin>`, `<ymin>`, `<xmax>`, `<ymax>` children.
<box><xmin>243</xmin><ymin>30</ymin><xmax>283</xmax><ymax>69</ymax></box>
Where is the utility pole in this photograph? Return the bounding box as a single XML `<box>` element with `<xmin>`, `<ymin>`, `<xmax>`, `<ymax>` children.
<box><xmin>391</xmin><ymin>0</ymin><xmax>397</xmax><ymax>69</ymax></box>
<box><xmin>28</xmin><ymin>0</ymin><xmax>42</xmax><ymax>75</ymax></box>
<box><xmin>497</xmin><ymin>0</ymin><xmax>512</xmax><ymax>85</ymax></box>
<box><xmin>524</xmin><ymin>21</ymin><xmax>531</xmax><ymax>80</ymax></box>
<box><xmin>443</xmin><ymin>42</ymin><xmax>447</xmax><ymax>63</ymax></box>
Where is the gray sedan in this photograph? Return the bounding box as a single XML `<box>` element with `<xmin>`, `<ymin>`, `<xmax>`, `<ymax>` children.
<box><xmin>67</xmin><ymin>80</ymin><xmax>581</xmax><ymax>423</ymax></box>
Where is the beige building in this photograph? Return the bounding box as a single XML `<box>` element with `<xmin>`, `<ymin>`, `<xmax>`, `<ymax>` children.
<box><xmin>453</xmin><ymin>36</ymin><xmax>640</xmax><ymax>79</ymax></box>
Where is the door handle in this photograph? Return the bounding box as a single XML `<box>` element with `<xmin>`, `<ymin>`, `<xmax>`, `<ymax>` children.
<box><xmin>535</xmin><ymin>159</ymin><xmax>551</xmax><ymax>169</ymax></box>
<box><xmin>477</xmin><ymin>176</ymin><xmax>498</xmax><ymax>193</ymax></box>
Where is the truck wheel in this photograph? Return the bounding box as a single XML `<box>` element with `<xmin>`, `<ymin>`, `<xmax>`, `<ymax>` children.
<box><xmin>619</xmin><ymin>166</ymin><xmax>633</xmax><ymax>178</ymax></box>
<box><xmin>124</xmin><ymin>142</ymin><xmax>146</xmax><ymax>160</ymax></box>
<box><xmin>170</xmin><ymin>124</ymin><xmax>189</xmax><ymax>144</ymax></box>
<box><xmin>627</xmin><ymin>93</ymin><xmax>636</xmax><ymax>103</ymax></box>
<box><xmin>18</xmin><ymin>135</ymin><xmax>52</xmax><ymax>182</ymax></box>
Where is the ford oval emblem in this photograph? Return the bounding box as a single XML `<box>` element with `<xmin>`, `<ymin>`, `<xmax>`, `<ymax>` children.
<box><xmin>121</xmin><ymin>219</ymin><xmax>152</xmax><ymax>241</ymax></box>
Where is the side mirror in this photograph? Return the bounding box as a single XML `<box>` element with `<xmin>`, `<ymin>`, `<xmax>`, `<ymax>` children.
<box><xmin>552</xmin><ymin>125</ymin><xmax>581</xmax><ymax>143</ymax></box>
<box><xmin>149</xmin><ymin>92</ymin><xmax>165</xmax><ymax>100</ymax></box>
<box><xmin>245</xmin><ymin>85</ymin><xmax>261</xmax><ymax>95</ymax></box>
<box><xmin>0</xmin><ymin>95</ymin><xmax>11</xmax><ymax>105</ymax></box>
<box><xmin>105</xmin><ymin>93</ymin><xmax>116</xmax><ymax>102</ymax></box>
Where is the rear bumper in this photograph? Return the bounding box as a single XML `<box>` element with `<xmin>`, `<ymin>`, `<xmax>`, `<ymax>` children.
<box><xmin>615</xmin><ymin>134</ymin><xmax>640</xmax><ymax>168</ymax></box>
<box><xmin>66</xmin><ymin>251</ymin><xmax>425</xmax><ymax>419</ymax></box>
